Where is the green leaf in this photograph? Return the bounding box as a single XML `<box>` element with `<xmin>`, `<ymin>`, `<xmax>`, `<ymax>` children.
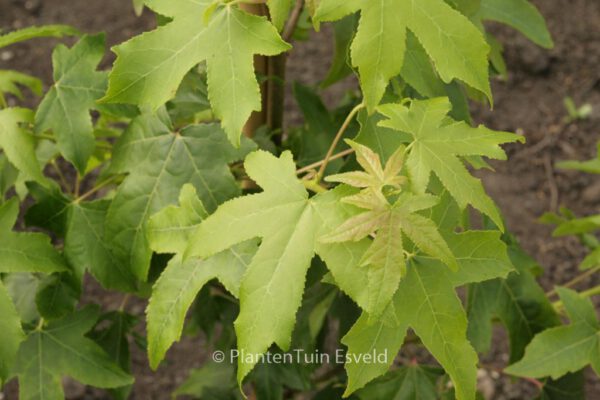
<box><xmin>314</xmin><ymin>0</ymin><xmax>491</xmax><ymax>109</ymax></box>
<box><xmin>185</xmin><ymin>151</ymin><xmax>360</xmax><ymax>384</ymax></box>
<box><xmin>356</xmin><ymin>365</ymin><xmax>444</xmax><ymax>399</ymax></box>
<box><xmin>147</xmin><ymin>184</ymin><xmax>208</xmax><ymax>255</ymax></box>
<box><xmin>14</xmin><ymin>307</ymin><xmax>133</xmax><ymax>400</ymax></box>
<box><xmin>174</xmin><ymin>361</ymin><xmax>237</xmax><ymax>399</ymax></box>
<box><xmin>467</xmin><ymin>237</ymin><xmax>560</xmax><ymax>362</ymax></box>
<box><xmin>505</xmin><ymin>287</ymin><xmax>600</xmax><ymax>379</ymax></box>
<box><xmin>35</xmin><ymin>34</ymin><xmax>107</xmax><ymax>173</ymax></box>
<box><xmin>103</xmin><ymin>2</ymin><xmax>290</xmax><ymax>146</ymax></box>
<box><xmin>147</xmin><ymin>243</ymin><xmax>256</xmax><ymax>369</ymax></box>
<box><xmin>35</xmin><ymin>273</ymin><xmax>79</xmax><ymax>320</ymax></box>
<box><xmin>0</xmin><ymin>281</ymin><xmax>24</xmax><ymax>385</ymax></box>
<box><xmin>90</xmin><ymin>311</ymin><xmax>138</xmax><ymax>400</ymax></box>
<box><xmin>268</xmin><ymin>0</ymin><xmax>294</xmax><ymax>30</ymax></box>
<box><xmin>0</xmin><ymin>107</ymin><xmax>47</xmax><ymax>184</ymax></box>
<box><xmin>341</xmin><ymin>231</ymin><xmax>511</xmax><ymax>398</ymax></box>
<box><xmin>557</xmin><ymin>143</ymin><xmax>600</xmax><ymax>174</ymax></box>
<box><xmin>0</xmin><ymin>198</ymin><xmax>67</xmax><ymax>275</ymax></box>
<box><xmin>321</xmin><ymin>14</ymin><xmax>358</xmax><ymax>88</ymax></box>
<box><xmin>0</xmin><ymin>25</ymin><xmax>80</xmax><ymax>48</ymax></box>
<box><xmin>323</xmin><ymin>141</ymin><xmax>454</xmax><ymax>317</ymax></box>
<box><xmin>479</xmin><ymin>0</ymin><xmax>553</xmax><ymax>48</ymax></box>
<box><xmin>105</xmin><ymin>112</ymin><xmax>254</xmax><ymax>281</ymax></box>
<box><xmin>378</xmin><ymin>98</ymin><xmax>523</xmax><ymax>229</ymax></box>
<box><xmin>65</xmin><ymin>200</ymin><xmax>138</xmax><ymax>291</ymax></box>
<box><xmin>0</xmin><ymin>70</ymin><xmax>42</xmax><ymax>108</ymax></box>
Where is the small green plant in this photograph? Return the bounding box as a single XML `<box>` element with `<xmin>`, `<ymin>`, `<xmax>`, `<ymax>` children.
<box><xmin>564</xmin><ymin>96</ymin><xmax>593</xmax><ymax>122</ymax></box>
<box><xmin>0</xmin><ymin>0</ymin><xmax>596</xmax><ymax>399</ymax></box>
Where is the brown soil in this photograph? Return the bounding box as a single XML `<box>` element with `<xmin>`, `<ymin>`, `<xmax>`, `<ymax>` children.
<box><xmin>1</xmin><ymin>0</ymin><xmax>599</xmax><ymax>398</ymax></box>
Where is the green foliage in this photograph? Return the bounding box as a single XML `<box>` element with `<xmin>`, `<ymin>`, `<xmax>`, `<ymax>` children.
<box><xmin>102</xmin><ymin>1</ymin><xmax>290</xmax><ymax>145</ymax></box>
<box><xmin>35</xmin><ymin>34</ymin><xmax>107</xmax><ymax>173</ymax></box>
<box><xmin>1</xmin><ymin>1</ymin><xmax>595</xmax><ymax>399</ymax></box>
<box><xmin>506</xmin><ymin>288</ymin><xmax>600</xmax><ymax>379</ymax></box>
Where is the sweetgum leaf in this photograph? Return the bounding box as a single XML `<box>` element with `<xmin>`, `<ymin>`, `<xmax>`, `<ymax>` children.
<box><xmin>103</xmin><ymin>1</ymin><xmax>290</xmax><ymax>146</ymax></box>
<box><xmin>184</xmin><ymin>151</ymin><xmax>374</xmax><ymax>385</ymax></box>
<box><xmin>13</xmin><ymin>307</ymin><xmax>133</xmax><ymax>400</ymax></box>
<box><xmin>340</xmin><ymin>231</ymin><xmax>512</xmax><ymax>399</ymax></box>
<box><xmin>105</xmin><ymin>111</ymin><xmax>254</xmax><ymax>281</ymax></box>
<box><xmin>35</xmin><ymin>34</ymin><xmax>107</xmax><ymax>173</ymax></box>
<box><xmin>314</xmin><ymin>0</ymin><xmax>491</xmax><ymax>109</ymax></box>
<box><xmin>379</xmin><ymin>98</ymin><xmax>523</xmax><ymax>229</ymax></box>
<box><xmin>505</xmin><ymin>288</ymin><xmax>600</xmax><ymax>379</ymax></box>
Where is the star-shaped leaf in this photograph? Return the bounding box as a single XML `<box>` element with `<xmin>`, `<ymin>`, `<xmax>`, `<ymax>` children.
<box><xmin>322</xmin><ymin>141</ymin><xmax>456</xmax><ymax>317</ymax></box>
<box><xmin>102</xmin><ymin>1</ymin><xmax>290</xmax><ymax>146</ymax></box>
<box><xmin>35</xmin><ymin>34</ymin><xmax>107</xmax><ymax>173</ymax></box>
<box><xmin>314</xmin><ymin>0</ymin><xmax>491</xmax><ymax>110</ymax></box>
<box><xmin>378</xmin><ymin>97</ymin><xmax>524</xmax><ymax>229</ymax></box>
<box><xmin>339</xmin><ymin>231</ymin><xmax>513</xmax><ymax>399</ymax></box>
<box><xmin>13</xmin><ymin>307</ymin><xmax>133</xmax><ymax>399</ymax></box>
<box><xmin>105</xmin><ymin>111</ymin><xmax>255</xmax><ymax>281</ymax></box>
<box><xmin>184</xmin><ymin>151</ymin><xmax>364</xmax><ymax>385</ymax></box>
<box><xmin>146</xmin><ymin>185</ymin><xmax>257</xmax><ymax>369</ymax></box>
<box><xmin>505</xmin><ymin>287</ymin><xmax>600</xmax><ymax>379</ymax></box>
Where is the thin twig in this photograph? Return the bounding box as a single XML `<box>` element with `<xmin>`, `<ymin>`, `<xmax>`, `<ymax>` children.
<box><xmin>546</xmin><ymin>266</ymin><xmax>599</xmax><ymax>297</ymax></box>
<box><xmin>75</xmin><ymin>175</ymin><xmax>119</xmax><ymax>203</ymax></box>
<box><xmin>316</xmin><ymin>103</ymin><xmax>364</xmax><ymax>182</ymax></box>
<box><xmin>543</xmin><ymin>154</ymin><xmax>559</xmax><ymax>212</ymax></box>
<box><xmin>51</xmin><ymin>161</ymin><xmax>70</xmax><ymax>192</ymax></box>
<box><xmin>283</xmin><ymin>0</ymin><xmax>304</xmax><ymax>42</ymax></box>
<box><xmin>296</xmin><ymin>148</ymin><xmax>354</xmax><ymax>175</ymax></box>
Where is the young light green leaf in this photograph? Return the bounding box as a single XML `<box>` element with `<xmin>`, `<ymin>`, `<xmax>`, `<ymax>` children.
<box><xmin>341</xmin><ymin>231</ymin><xmax>512</xmax><ymax>397</ymax></box>
<box><xmin>184</xmin><ymin>151</ymin><xmax>365</xmax><ymax>385</ymax></box>
<box><xmin>505</xmin><ymin>287</ymin><xmax>600</xmax><ymax>379</ymax></box>
<box><xmin>0</xmin><ymin>25</ymin><xmax>80</xmax><ymax>48</ymax></box>
<box><xmin>185</xmin><ymin>150</ymin><xmax>318</xmax><ymax>383</ymax></box>
<box><xmin>103</xmin><ymin>2</ymin><xmax>290</xmax><ymax>146</ymax></box>
<box><xmin>324</xmin><ymin>142</ymin><xmax>456</xmax><ymax>317</ymax></box>
<box><xmin>0</xmin><ymin>281</ymin><xmax>24</xmax><ymax>386</ymax></box>
<box><xmin>0</xmin><ymin>70</ymin><xmax>42</xmax><ymax>108</ymax></box>
<box><xmin>379</xmin><ymin>98</ymin><xmax>524</xmax><ymax>229</ymax></box>
<box><xmin>0</xmin><ymin>198</ymin><xmax>67</xmax><ymax>275</ymax></box>
<box><xmin>105</xmin><ymin>112</ymin><xmax>254</xmax><ymax>281</ymax></box>
<box><xmin>35</xmin><ymin>34</ymin><xmax>107</xmax><ymax>173</ymax></box>
<box><xmin>314</xmin><ymin>0</ymin><xmax>491</xmax><ymax>109</ymax></box>
<box><xmin>14</xmin><ymin>307</ymin><xmax>133</xmax><ymax>399</ymax></box>
<box><xmin>0</xmin><ymin>107</ymin><xmax>46</xmax><ymax>184</ymax></box>
<box><xmin>479</xmin><ymin>0</ymin><xmax>553</xmax><ymax>48</ymax></box>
